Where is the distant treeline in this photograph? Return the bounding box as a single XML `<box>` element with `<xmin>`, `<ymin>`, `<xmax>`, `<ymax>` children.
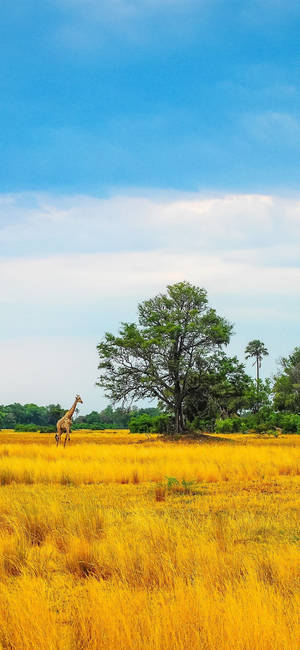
<box><xmin>1</xmin><ymin>398</ymin><xmax>300</xmax><ymax>435</ymax></box>
<box><xmin>0</xmin><ymin>403</ymin><xmax>162</xmax><ymax>433</ymax></box>
<box><xmin>73</xmin><ymin>405</ymin><xmax>161</xmax><ymax>430</ymax></box>
<box><xmin>0</xmin><ymin>403</ymin><xmax>64</xmax><ymax>432</ymax></box>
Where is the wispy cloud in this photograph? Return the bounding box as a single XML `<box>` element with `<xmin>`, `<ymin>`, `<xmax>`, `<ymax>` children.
<box><xmin>53</xmin><ymin>0</ymin><xmax>210</xmax><ymax>51</ymax></box>
<box><xmin>1</xmin><ymin>191</ymin><xmax>300</xmax><ymax>259</ymax></box>
<box><xmin>242</xmin><ymin>111</ymin><xmax>300</xmax><ymax>146</ymax></box>
<box><xmin>58</xmin><ymin>0</ymin><xmax>201</xmax><ymax>17</ymax></box>
<box><xmin>53</xmin><ymin>0</ymin><xmax>300</xmax><ymax>53</ymax></box>
<box><xmin>1</xmin><ymin>250</ymin><xmax>300</xmax><ymax>307</ymax></box>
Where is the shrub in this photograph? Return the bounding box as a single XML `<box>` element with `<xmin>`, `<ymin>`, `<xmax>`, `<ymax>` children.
<box><xmin>129</xmin><ymin>414</ymin><xmax>153</xmax><ymax>433</ymax></box>
<box><xmin>215</xmin><ymin>417</ymin><xmax>241</xmax><ymax>433</ymax></box>
<box><xmin>129</xmin><ymin>414</ymin><xmax>171</xmax><ymax>434</ymax></box>
<box><xmin>151</xmin><ymin>414</ymin><xmax>171</xmax><ymax>434</ymax></box>
<box><xmin>14</xmin><ymin>424</ymin><xmax>40</xmax><ymax>432</ymax></box>
<box><xmin>189</xmin><ymin>416</ymin><xmax>214</xmax><ymax>432</ymax></box>
<box><xmin>14</xmin><ymin>424</ymin><xmax>56</xmax><ymax>433</ymax></box>
<box><xmin>39</xmin><ymin>425</ymin><xmax>56</xmax><ymax>433</ymax></box>
<box><xmin>280</xmin><ymin>414</ymin><xmax>300</xmax><ymax>434</ymax></box>
<box><xmin>72</xmin><ymin>422</ymin><xmax>105</xmax><ymax>430</ymax></box>
<box><xmin>164</xmin><ymin>476</ymin><xmax>196</xmax><ymax>496</ymax></box>
<box><xmin>227</xmin><ymin>411</ymin><xmax>300</xmax><ymax>434</ymax></box>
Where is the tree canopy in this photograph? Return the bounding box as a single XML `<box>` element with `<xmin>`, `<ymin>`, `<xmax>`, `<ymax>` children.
<box><xmin>245</xmin><ymin>339</ymin><xmax>269</xmax><ymax>381</ymax></box>
<box><xmin>97</xmin><ymin>281</ymin><xmax>233</xmax><ymax>433</ymax></box>
<box><xmin>273</xmin><ymin>346</ymin><xmax>300</xmax><ymax>413</ymax></box>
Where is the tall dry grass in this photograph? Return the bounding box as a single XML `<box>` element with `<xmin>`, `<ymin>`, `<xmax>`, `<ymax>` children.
<box><xmin>0</xmin><ymin>430</ymin><xmax>298</xmax><ymax>649</ymax></box>
<box><xmin>0</xmin><ymin>430</ymin><xmax>298</xmax><ymax>486</ymax></box>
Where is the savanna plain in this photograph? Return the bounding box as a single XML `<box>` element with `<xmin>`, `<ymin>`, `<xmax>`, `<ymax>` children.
<box><xmin>0</xmin><ymin>430</ymin><xmax>298</xmax><ymax>650</ymax></box>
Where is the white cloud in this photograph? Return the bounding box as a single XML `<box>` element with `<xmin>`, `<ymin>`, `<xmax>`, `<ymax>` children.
<box><xmin>1</xmin><ymin>249</ymin><xmax>300</xmax><ymax>308</ymax></box>
<box><xmin>1</xmin><ymin>191</ymin><xmax>300</xmax><ymax>258</ymax></box>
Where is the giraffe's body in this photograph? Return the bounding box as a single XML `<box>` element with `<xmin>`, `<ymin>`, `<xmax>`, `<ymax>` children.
<box><xmin>56</xmin><ymin>395</ymin><xmax>83</xmax><ymax>447</ymax></box>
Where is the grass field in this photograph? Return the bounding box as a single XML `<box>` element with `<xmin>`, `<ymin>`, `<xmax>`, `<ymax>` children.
<box><xmin>0</xmin><ymin>430</ymin><xmax>298</xmax><ymax>649</ymax></box>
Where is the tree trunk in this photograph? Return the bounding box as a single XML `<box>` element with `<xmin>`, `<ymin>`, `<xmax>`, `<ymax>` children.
<box><xmin>174</xmin><ymin>400</ymin><xmax>183</xmax><ymax>434</ymax></box>
<box><xmin>179</xmin><ymin>408</ymin><xmax>184</xmax><ymax>433</ymax></box>
<box><xmin>256</xmin><ymin>356</ymin><xmax>260</xmax><ymax>410</ymax></box>
<box><xmin>175</xmin><ymin>408</ymin><xmax>179</xmax><ymax>434</ymax></box>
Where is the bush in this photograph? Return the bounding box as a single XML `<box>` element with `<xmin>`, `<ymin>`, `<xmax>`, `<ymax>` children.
<box><xmin>217</xmin><ymin>411</ymin><xmax>300</xmax><ymax>435</ymax></box>
<box><xmin>14</xmin><ymin>424</ymin><xmax>56</xmax><ymax>433</ymax></box>
<box><xmin>129</xmin><ymin>414</ymin><xmax>171</xmax><ymax>434</ymax></box>
<box><xmin>151</xmin><ymin>415</ymin><xmax>171</xmax><ymax>434</ymax></box>
<box><xmin>72</xmin><ymin>422</ymin><xmax>105</xmax><ymax>430</ymax></box>
<box><xmin>280</xmin><ymin>414</ymin><xmax>300</xmax><ymax>434</ymax></box>
<box><xmin>215</xmin><ymin>417</ymin><xmax>241</xmax><ymax>433</ymax></box>
<box><xmin>129</xmin><ymin>414</ymin><xmax>153</xmax><ymax>433</ymax></box>
<box><xmin>39</xmin><ymin>425</ymin><xmax>56</xmax><ymax>433</ymax></box>
<box><xmin>255</xmin><ymin>422</ymin><xmax>276</xmax><ymax>434</ymax></box>
<box><xmin>14</xmin><ymin>424</ymin><xmax>40</xmax><ymax>432</ymax></box>
<box><xmin>189</xmin><ymin>416</ymin><xmax>214</xmax><ymax>432</ymax></box>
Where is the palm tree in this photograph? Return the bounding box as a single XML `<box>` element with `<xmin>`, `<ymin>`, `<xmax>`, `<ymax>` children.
<box><xmin>245</xmin><ymin>340</ymin><xmax>269</xmax><ymax>385</ymax></box>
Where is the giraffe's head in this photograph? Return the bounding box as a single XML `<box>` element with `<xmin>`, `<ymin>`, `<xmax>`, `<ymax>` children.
<box><xmin>76</xmin><ymin>394</ymin><xmax>83</xmax><ymax>404</ymax></box>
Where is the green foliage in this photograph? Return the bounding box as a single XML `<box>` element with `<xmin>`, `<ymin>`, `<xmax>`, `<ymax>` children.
<box><xmin>0</xmin><ymin>403</ymin><xmax>65</xmax><ymax>430</ymax></box>
<box><xmin>165</xmin><ymin>476</ymin><xmax>196</xmax><ymax>495</ymax></box>
<box><xmin>0</xmin><ymin>401</ymin><xmax>163</xmax><ymax>433</ymax></box>
<box><xmin>74</xmin><ymin>406</ymin><xmax>162</xmax><ymax>431</ymax></box>
<box><xmin>129</xmin><ymin>413</ymin><xmax>171</xmax><ymax>434</ymax></box>
<box><xmin>245</xmin><ymin>340</ymin><xmax>269</xmax><ymax>363</ymax></box>
<box><xmin>189</xmin><ymin>416</ymin><xmax>214</xmax><ymax>432</ymax></box>
<box><xmin>151</xmin><ymin>414</ymin><xmax>171</xmax><ymax>434</ymax></box>
<box><xmin>215</xmin><ymin>417</ymin><xmax>241</xmax><ymax>433</ymax></box>
<box><xmin>2</xmin><ymin>412</ymin><xmax>16</xmax><ymax>429</ymax></box>
<box><xmin>245</xmin><ymin>339</ymin><xmax>269</xmax><ymax>395</ymax></box>
<box><xmin>214</xmin><ymin>410</ymin><xmax>300</xmax><ymax>434</ymax></box>
<box><xmin>14</xmin><ymin>423</ymin><xmax>40</xmax><ymax>432</ymax></box>
<box><xmin>242</xmin><ymin>378</ymin><xmax>272</xmax><ymax>414</ymax></box>
<box><xmin>129</xmin><ymin>414</ymin><xmax>154</xmax><ymax>433</ymax></box>
<box><xmin>40</xmin><ymin>425</ymin><xmax>56</xmax><ymax>433</ymax></box>
<box><xmin>184</xmin><ymin>352</ymin><xmax>251</xmax><ymax>428</ymax></box>
<box><xmin>273</xmin><ymin>346</ymin><xmax>300</xmax><ymax>413</ymax></box>
<box><xmin>166</xmin><ymin>477</ymin><xmax>179</xmax><ymax>489</ymax></box>
<box><xmin>279</xmin><ymin>414</ymin><xmax>300</xmax><ymax>434</ymax></box>
<box><xmin>14</xmin><ymin>423</ymin><xmax>55</xmax><ymax>433</ymax></box>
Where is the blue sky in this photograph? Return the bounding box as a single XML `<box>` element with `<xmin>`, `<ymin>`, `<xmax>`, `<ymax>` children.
<box><xmin>0</xmin><ymin>1</ymin><xmax>300</xmax><ymax>412</ymax></box>
<box><xmin>2</xmin><ymin>0</ymin><xmax>300</xmax><ymax>192</ymax></box>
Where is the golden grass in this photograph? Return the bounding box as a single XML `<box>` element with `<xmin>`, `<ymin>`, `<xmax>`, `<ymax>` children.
<box><xmin>0</xmin><ymin>430</ymin><xmax>298</xmax><ymax>486</ymax></box>
<box><xmin>0</xmin><ymin>430</ymin><xmax>298</xmax><ymax>649</ymax></box>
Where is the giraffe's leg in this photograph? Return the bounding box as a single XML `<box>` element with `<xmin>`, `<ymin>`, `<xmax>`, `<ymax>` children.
<box><xmin>64</xmin><ymin>434</ymin><xmax>70</xmax><ymax>447</ymax></box>
<box><xmin>55</xmin><ymin>427</ymin><xmax>61</xmax><ymax>446</ymax></box>
<box><xmin>64</xmin><ymin>425</ymin><xmax>71</xmax><ymax>447</ymax></box>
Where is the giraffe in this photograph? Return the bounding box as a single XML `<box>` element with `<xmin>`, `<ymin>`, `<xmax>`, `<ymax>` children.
<box><xmin>55</xmin><ymin>395</ymin><xmax>83</xmax><ymax>447</ymax></box>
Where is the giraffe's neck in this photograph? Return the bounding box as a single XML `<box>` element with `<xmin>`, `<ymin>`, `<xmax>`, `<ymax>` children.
<box><xmin>67</xmin><ymin>399</ymin><xmax>78</xmax><ymax>420</ymax></box>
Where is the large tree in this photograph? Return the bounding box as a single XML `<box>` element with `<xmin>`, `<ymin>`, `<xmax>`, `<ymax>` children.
<box><xmin>96</xmin><ymin>282</ymin><xmax>232</xmax><ymax>433</ymax></box>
